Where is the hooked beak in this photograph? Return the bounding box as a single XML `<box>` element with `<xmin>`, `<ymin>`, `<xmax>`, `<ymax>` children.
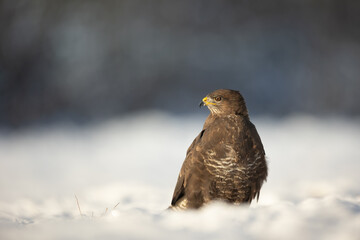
<box><xmin>199</xmin><ymin>97</ymin><xmax>216</xmax><ymax>108</ymax></box>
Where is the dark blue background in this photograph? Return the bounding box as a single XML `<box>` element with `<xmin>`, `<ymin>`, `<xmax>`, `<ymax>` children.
<box><xmin>1</xmin><ymin>0</ymin><xmax>359</xmax><ymax>128</ymax></box>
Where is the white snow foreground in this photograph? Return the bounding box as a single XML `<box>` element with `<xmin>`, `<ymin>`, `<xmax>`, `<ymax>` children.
<box><xmin>0</xmin><ymin>112</ymin><xmax>359</xmax><ymax>240</ymax></box>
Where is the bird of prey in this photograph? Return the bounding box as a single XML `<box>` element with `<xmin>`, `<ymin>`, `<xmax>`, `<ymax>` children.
<box><xmin>170</xmin><ymin>89</ymin><xmax>267</xmax><ymax>210</ymax></box>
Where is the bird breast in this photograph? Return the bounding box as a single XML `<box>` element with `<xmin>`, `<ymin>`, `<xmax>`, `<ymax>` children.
<box><xmin>204</xmin><ymin>145</ymin><xmax>246</xmax><ymax>178</ymax></box>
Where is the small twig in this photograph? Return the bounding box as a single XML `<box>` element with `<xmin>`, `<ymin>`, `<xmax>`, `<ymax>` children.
<box><xmin>101</xmin><ymin>207</ymin><xmax>108</xmax><ymax>217</ymax></box>
<box><xmin>75</xmin><ymin>194</ymin><xmax>83</xmax><ymax>217</ymax></box>
<box><xmin>113</xmin><ymin>202</ymin><xmax>121</xmax><ymax>209</ymax></box>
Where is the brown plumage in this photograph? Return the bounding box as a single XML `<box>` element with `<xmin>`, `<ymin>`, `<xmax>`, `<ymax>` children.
<box><xmin>170</xmin><ymin>89</ymin><xmax>267</xmax><ymax>210</ymax></box>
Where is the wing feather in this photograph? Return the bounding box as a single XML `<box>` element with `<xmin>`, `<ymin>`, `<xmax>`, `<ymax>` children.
<box><xmin>246</xmin><ymin>121</ymin><xmax>267</xmax><ymax>203</ymax></box>
<box><xmin>171</xmin><ymin>130</ymin><xmax>205</xmax><ymax>206</ymax></box>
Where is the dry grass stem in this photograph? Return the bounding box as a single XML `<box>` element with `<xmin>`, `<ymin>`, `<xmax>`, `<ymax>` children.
<box><xmin>113</xmin><ymin>202</ymin><xmax>121</xmax><ymax>209</ymax></box>
<box><xmin>74</xmin><ymin>194</ymin><xmax>83</xmax><ymax>217</ymax></box>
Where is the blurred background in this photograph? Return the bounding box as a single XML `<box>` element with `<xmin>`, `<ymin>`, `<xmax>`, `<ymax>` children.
<box><xmin>1</xmin><ymin>2</ymin><xmax>360</xmax><ymax>238</ymax></box>
<box><xmin>1</xmin><ymin>0</ymin><xmax>359</xmax><ymax>128</ymax></box>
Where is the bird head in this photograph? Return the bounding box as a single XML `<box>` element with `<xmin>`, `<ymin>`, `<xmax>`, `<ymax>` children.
<box><xmin>200</xmin><ymin>89</ymin><xmax>249</xmax><ymax>117</ymax></box>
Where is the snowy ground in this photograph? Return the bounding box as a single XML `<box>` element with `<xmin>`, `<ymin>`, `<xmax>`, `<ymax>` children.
<box><xmin>0</xmin><ymin>112</ymin><xmax>359</xmax><ymax>240</ymax></box>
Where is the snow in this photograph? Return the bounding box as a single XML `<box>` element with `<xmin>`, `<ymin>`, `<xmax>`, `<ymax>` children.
<box><xmin>0</xmin><ymin>112</ymin><xmax>359</xmax><ymax>239</ymax></box>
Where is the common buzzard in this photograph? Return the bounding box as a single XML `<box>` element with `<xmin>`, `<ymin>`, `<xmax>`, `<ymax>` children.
<box><xmin>170</xmin><ymin>89</ymin><xmax>267</xmax><ymax>210</ymax></box>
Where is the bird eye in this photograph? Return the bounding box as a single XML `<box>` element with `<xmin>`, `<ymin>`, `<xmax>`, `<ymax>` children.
<box><xmin>214</xmin><ymin>96</ymin><xmax>222</xmax><ymax>102</ymax></box>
